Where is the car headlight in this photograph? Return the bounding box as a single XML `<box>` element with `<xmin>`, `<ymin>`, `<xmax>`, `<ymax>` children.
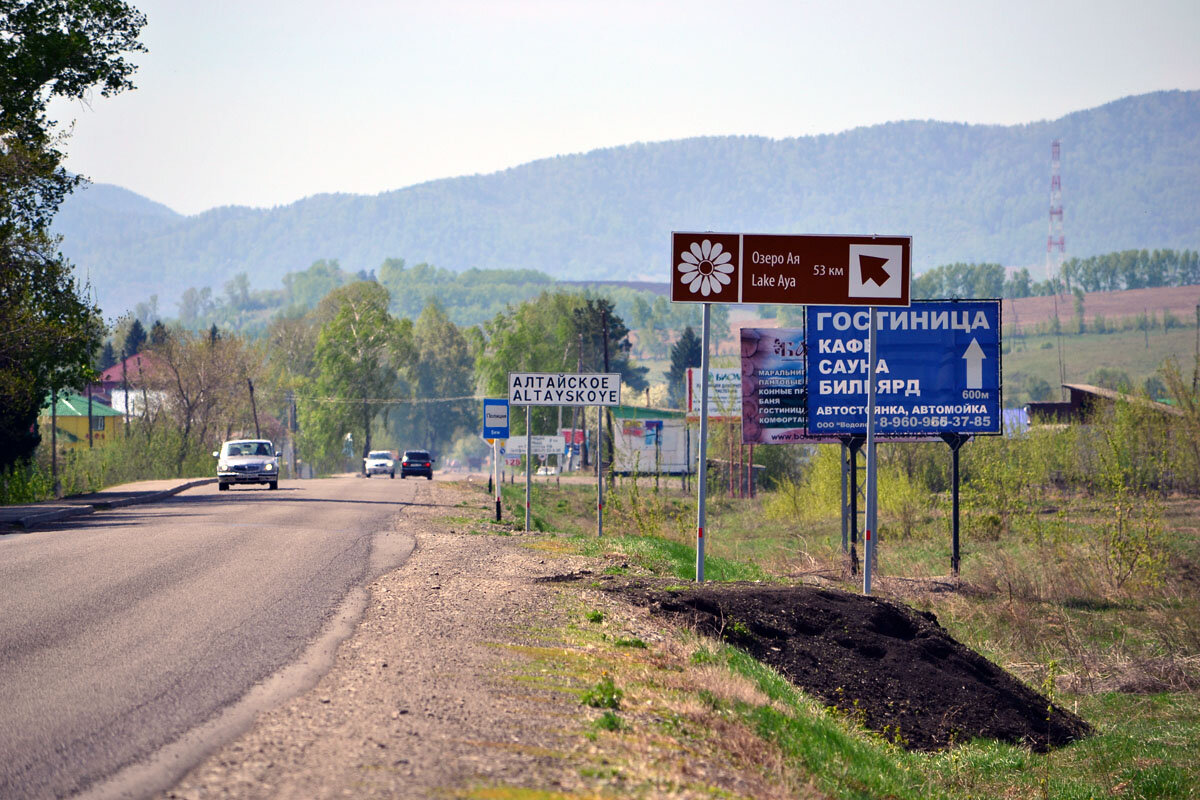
<box><xmin>264</xmin><ymin>462</ymin><xmax>275</xmax><ymax>471</ymax></box>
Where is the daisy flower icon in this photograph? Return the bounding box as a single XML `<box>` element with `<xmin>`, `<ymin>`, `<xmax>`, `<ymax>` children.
<box><xmin>677</xmin><ymin>239</ymin><xmax>734</xmax><ymax>297</ymax></box>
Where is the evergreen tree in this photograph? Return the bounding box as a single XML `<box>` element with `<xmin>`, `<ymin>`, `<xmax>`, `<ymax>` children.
<box><xmin>667</xmin><ymin>326</ymin><xmax>702</xmax><ymax>409</ymax></box>
<box><xmin>149</xmin><ymin>320</ymin><xmax>168</xmax><ymax>346</ymax></box>
<box><xmin>572</xmin><ymin>298</ymin><xmax>648</xmax><ymax>391</ymax></box>
<box><xmin>98</xmin><ymin>341</ymin><xmax>117</xmax><ymax>371</ymax></box>
<box><xmin>123</xmin><ymin>319</ymin><xmax>147</xmax><ymax>356</ymax></box>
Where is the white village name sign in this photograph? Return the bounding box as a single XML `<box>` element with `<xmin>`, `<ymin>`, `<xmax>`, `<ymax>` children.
<box><xmin>508</xmin><ymin>373</ymin><xmax>622</xmax><ymax>406</ymax></box>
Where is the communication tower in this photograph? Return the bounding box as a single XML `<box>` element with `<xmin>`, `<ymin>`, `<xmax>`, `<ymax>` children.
<box><xmin>1046</xmin><ymin>139</ymin><xmax>1065</xmax><ymax>282</ymax></box>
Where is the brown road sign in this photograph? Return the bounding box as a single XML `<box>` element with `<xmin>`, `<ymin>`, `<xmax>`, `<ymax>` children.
<box><xmin>671</xmin><ymin>232</ymin><xmax>911</xmax><ymax>307</ymax></box>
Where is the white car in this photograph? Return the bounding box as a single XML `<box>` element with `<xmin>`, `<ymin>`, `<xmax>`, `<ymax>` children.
<box><xmin>364</xmin><ymin>450</ymin><xmax>396</xmax><ymax>478</ymax></box>
<box><xmin>214</xmin><ymin>439</ymin><xmax>279</xmax><ymax>490</ymax></box>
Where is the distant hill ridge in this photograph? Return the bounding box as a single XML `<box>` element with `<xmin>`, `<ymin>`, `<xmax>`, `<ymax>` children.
<box><xmin>52</xmin><ymin>90</ymin><xmax>1200</xmax><ymax>316</ymax></box>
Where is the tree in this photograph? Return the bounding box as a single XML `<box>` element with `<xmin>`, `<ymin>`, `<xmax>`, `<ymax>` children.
<box><xmin>177</xmin><ymin>286</ymin><xmax>215</xmax><ymax>325</ymax></box>
<box><xmin>1</xmin><ymin>0</ymin><xmax>146</xmax><ymax>235</ymax></box>
<box><xmin>572</xmin><ymin>297</ymin><xmax>648</xmax><ymax>392</ymax></box>
<box><xmin>402</xmin><ymin>302</ymin><xmax>474</xmax><ymax>455</ymax></box>
<box><xmin>123</xmin><ymin>318</ymin><xmax>146</xmax><ymax>356</ymax></box>
<box><xmin>1026</xmin><ymin>376</ymin><xmax>1054</xmax><ymax>402</ymax></box>
<box><xmin>0</xmin><ymin>229</ymin><xmax>103</xmax><ymax>468</ymax></box>
<box><xmin>0</xmin><ymin>0</ymin><xmax>144</xmax><ymax>468</ymax></box>
<box><xmin>97</xmin><ymin>340</ymin><xmax>116</xmax><ymax>371</ymax></box>
<box><xmin>1088</xmin><ymin>368</ymin><xmax>1133</xmax><ymax>392</ymax></box>
<box><xmin>666</xmin><ymin>326</ymin><xmax>701</xmax><ymax>409</ymax></box>
<box><xmin>224</xmin><ymin>272</ymin><xmax>251</xmax><ymax>309</ymax></box>
<box><xmin>148</xmin><ymin>326</ymin><xmax>262</xmax><ymax>474</ymax></box>
<box><xmin>149</xmin><ymin>319</ymin><xmax>168</xmax><ymax>346</ymax></box>
<box><xmin>299</xmin><ymin>282</ymin><xmax>411</xmax><ymax>471</ymax></box>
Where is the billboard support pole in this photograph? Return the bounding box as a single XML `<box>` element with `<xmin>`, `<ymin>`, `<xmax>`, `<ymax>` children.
<box><xmin>847</xmin><ymin>436</ymin><xmax>863</xmax><ymax>575</ymax></box>
<box><xmin>525</xmin><ymin>405</ymin><xmax>532</xmax><ymax>532</ymax></box>
<box><xmin>864</xmin><ymin>307</ymin><xmax>879</xmax><ymax>596</ymax></box>
<box><xmin>840</xmin><ymin>440</ymin><xmax>849</xmax><ymax>553</ymax></box>
<box><xmin>696</xmin><ymin>303</ymin><xmax>711</xmax><ymax>582</ymax></box>
<box><xmin>941</xmin><ymin>432</ymin><xmax>970</xmax><ymax>576</ymax></box>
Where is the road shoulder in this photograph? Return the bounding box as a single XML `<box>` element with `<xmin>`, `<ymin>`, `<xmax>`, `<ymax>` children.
<box><xmin>161</xmin><ymin>481</ymin><xmax>594</xmax><ymax>799</ymax></box>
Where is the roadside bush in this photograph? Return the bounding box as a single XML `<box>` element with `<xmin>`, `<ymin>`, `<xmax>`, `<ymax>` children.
<box><xmin>763</xmin><ymin>445</ymin><xmax>841</xmax><ymax>522</ymax></box>
<box><xmin>879</xmin><ymin>463</ymin><xmax>933</xmax><ymax>539</ymax></box>
<box><xmin>1</xmin><ymin>421</ymin><xmax>215</xmax><ymax>505</ymax></box>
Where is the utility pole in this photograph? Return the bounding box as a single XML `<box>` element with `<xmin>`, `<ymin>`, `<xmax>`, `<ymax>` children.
<box><xmin>579</xmin><ymin>332</ymin><xmax>588</xmax><ymax>469</ymax></box>
<box><xmin>361</xmin><ymin>396</ymin><xmax>370</xmax><ymax>473</ymax></box>
<box><xmin>248</xmin><ymin>378</ymin><xmax>261</xmax><ymax>438</ymax></box>
<box><xmin>569</xmin><ymin>333</ymin><xmax>583</xmax><ymax>472</ymax></box>
<box><xmin>121</xmin><ymin>351</ymin><xmax>129</xmax><ymax>431</ymax></box>
<box><xmin>1193</xmin><ymin>304</ymin><xmax>1199</xmax><ymax>394</ymax></box>
<box><xmin>51</xmin><ymin>388</ymin><xmax>58</xmax><ymax>496</ymax></box>
<box><xmin>601</xmin><ymin>308</ymin><xmax>613</xmax><ymax>479</ymax></box>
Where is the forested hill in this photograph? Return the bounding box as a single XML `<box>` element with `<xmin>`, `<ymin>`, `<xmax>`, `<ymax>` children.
<box><xmin>55</xmin><ymin>90</ymin><xmax>1200</xmax><ymax>316</ymax></box>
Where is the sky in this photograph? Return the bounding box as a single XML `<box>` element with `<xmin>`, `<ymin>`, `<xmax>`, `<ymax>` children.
<box><xmin>48</xmin><ymin>0</ymin><xmax>1200</xmax><ymax>216</ymax></box>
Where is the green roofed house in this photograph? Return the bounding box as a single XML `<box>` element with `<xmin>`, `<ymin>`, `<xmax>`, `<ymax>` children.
<box><xmin>40</xmin><ymin>393</ymin><xmax>125</xmax><ymax>451</ymax></box>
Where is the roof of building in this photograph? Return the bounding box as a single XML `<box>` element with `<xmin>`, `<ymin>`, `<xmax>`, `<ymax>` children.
<box><xmin>610</xmin><ymin>405</ymin><xmax>688</xmax><ymax>420</ymax></box>
<box><xmin>1027</xmin><ymin>383</ymin><xmax>1182</xmax><ymax>419</ymax></box>
<box><xmin>42</xmin><ymin>392</ymin><xmax>124</xmax><ymax>417</ymax></box>
<box><xmin>96</xmin><ymin>351</ymin><xmax>164</xmax><ymax>383</ymax></box>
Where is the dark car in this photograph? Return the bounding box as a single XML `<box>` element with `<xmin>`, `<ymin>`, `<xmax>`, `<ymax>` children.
<box><xmin>400</xmin><ymin>450</ymin><xmax>433</xmax><ymax>479</ymax></box>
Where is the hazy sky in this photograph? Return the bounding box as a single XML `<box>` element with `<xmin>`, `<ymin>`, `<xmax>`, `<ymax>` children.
<box><xmin>48</xmin><ymin>0</ymin><xmax>1200</xmax><ymax>216</ymax></box>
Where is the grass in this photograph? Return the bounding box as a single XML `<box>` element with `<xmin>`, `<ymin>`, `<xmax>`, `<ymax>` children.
<box><xmin>447</xmin><ymin>474</ymin><xmax>1200</xmax><ymax>799</ymax></box>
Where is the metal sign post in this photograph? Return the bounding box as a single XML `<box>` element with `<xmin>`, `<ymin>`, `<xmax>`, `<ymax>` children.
<box><xmin>864</xmin><ymin>307</ymin><xmax>879</xmax><ymax>596</ymax></box>
<box><xmin>493</xmin><ymin>439</ymin><xmax>501</xmax><ymax>521</ymax></box>
<box><xmin>597</xmin><ymin>406</ymin><xmax>604</xmax><ymax>537</ymax></box>
<box><xmin>483</xmin><ymin>398</ymin><xmax>510</xmax><ymax>522</ymax></box>
<box><xmin>525</xmin><ymin>405</ymin><xmax>532</xmax><ymax>532</ymax></box>
<box><xmin>940</xmin><ymin>432</ymin><xmax>970</xmax><ymax>576</ymax></box>
<box><xmin>696</xmin><ymin>303</ymin><xmax>711</xmax><ymax>582</ymax></box>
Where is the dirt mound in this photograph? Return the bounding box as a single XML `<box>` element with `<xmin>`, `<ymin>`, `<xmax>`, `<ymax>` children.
<box><xmin>605</xmin><ymin>580</ymin><xmax>1091</xmax><ymax>752</ymax></box>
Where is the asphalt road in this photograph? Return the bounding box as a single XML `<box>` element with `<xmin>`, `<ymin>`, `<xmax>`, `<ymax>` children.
<box><xmin>0</xmin><ymin>476</ymin><xmax>423</xmax><ymax>800</ymax></box>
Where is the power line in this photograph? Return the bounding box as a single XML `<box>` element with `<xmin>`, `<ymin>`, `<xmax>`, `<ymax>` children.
<box><xmin>257</xmin><ymin>393</ymin><xmax>485</xmax><ymax>406</ymax></box>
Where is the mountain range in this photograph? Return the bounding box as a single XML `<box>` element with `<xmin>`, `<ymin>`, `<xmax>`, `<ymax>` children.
<box><xmin>52</xmin><ymin>90</ymin><xmax>1200</xmax><ymax>317</ymax></box>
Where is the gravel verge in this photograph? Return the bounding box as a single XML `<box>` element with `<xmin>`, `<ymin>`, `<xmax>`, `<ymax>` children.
<box><xmin>161</xmin><ymin>481</ymin><xmax>591</xmax><ymax>799</ymax></box>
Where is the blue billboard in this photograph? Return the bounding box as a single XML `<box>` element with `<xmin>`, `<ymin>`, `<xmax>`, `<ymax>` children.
<box><xmin>805</xmin><ymin>300</ymin><xmax>1002</xmax><ymax>436</ymax></box>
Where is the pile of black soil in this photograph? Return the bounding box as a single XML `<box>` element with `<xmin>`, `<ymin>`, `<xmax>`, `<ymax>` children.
<box><xmin>602</xmin><ymin>579</ymin><xmax>1091</xmax><ymax>752</ymax></box>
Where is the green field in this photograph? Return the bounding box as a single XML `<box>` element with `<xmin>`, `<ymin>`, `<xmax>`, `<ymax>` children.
<box><xmin>1004</xmin><ymin>325</ymin><xmax>1197</xmax><ymax>404</ymax></box>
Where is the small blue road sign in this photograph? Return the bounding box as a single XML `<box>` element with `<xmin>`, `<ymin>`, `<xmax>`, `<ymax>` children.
<box><xmin>483</xmin><ymin>398</ymin><xmax>510</xmax><ymax>439</ymax></box>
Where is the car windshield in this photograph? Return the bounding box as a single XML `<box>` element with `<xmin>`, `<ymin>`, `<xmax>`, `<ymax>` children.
<box><xmin>405</xmin><ymin>451</ymin><xmax>430</xmax><ymax>461</ymax></box>
<box><xmin>368</xmin><ymin>451</ymin><xmax>391</xmax><ymax>459</ymax></box>
<box><xmin>224</xmin><ymin>442</ymin><xmax>272</xmax><ymax>457</ymax></box>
